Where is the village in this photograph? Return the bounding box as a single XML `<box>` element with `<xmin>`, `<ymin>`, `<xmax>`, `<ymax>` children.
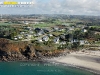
<box><xmin>0</xmin><ymin>15</ymin><xmax>100</xmax><ymax>50</ymax></box>
<box><xmin>12</xmin><ymin>24</ymin><xmax>88</xmax><ymax>45</ymax></box>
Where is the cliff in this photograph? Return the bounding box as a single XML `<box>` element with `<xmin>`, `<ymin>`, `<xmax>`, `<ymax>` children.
<box><xmin>0</xmin><ymin>38</ymin><xmax>65</xmax><ymax>61</ymax></box>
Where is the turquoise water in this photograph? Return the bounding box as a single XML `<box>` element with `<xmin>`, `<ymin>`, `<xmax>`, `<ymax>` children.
<box><xmin>0</xmin><ymin>61</ymin><xmax>94</xmax><ymax>75</ymax></box>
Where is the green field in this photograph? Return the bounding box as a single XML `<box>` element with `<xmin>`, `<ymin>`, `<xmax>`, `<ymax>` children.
<box><xmin>30</xmin><ymin>23</ymin><xmax>56</xmax><ymax>28</ymax></box>
<box><xmin>0</xmin><ymin>22</ymin><xmax>62</xmax><ymax>28</ymax></box>
<box><xmin>0</xmin><ymin>22</ymin><xmax>19</xmax><ymax>26</ymax></box>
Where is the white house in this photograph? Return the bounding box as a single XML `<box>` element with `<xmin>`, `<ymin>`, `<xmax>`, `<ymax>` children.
<box><xmin>20</xmin><ymin>32</ymin><xmax>25</xmax><ymax>35</ymax></box>
<box><xmin>70</xmin><ymin>39</ymin><xmax>79</xmax><ymax>43</ymax></box>
<box><xmin>48</xmin><ymin>34</ymin><xmax>53</xmax><ymax>37</ymax></box>
<box><xmin>83</xmin><ymin>29</ymin><xmax>87</xmax><ymax>33</ymax></box>
<box><xmin>80</xmin><ymin>40</ymin><xmax>89</xmax><ymax>45</ymax></box>
<box><xmin>54</xmin><ymin>37</ymin><xmax>59</xmax><ymax>44</ymax></box>
<box><xmin>25</xmin><ymin>34</ymin><xmax>33</xmax><ymax>39</ymax></box>
<box><xmin>25</xmin><ymin>22</ymin><xmax>29</xmax><ymax>25</ymax></box>
<box><xmin>14</xmin><ymin>37</ymin><xmax>18</xmax><ymax>40</ymax></box>
<box><xmin>42</xmin><ymin>36</ymin><xmax>49</xmax><ymax>41</ymax></box>
<box><xmin>80</xmin><ymin>40</ymin><xmax>85</xmax><ymax>45</ymax></box>
<box><xmin>17</xmin><ymin>35</ymin><xmax>23</xmax><ymax>40</ymax></box>
<box><xmin>60</xmin><ymin>41</ymin><xmax>66</xmax><ymax>45</ymax></box>
<box><xmin>53</xmin><ymin>27</ymin><xmax>59</xmax><ymax>31</ymax></box>
<box><xmin>37</xmin><ymin>38</ymin><xmax>43</xmax><ymax>42</ymax></box>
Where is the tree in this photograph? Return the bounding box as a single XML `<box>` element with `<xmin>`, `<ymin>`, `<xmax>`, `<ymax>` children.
<box><xmin>72</xmin><ymin>42</ymin><xmax>80</xmax><ymax>50</ymax></box>
<box><xmin>73</xmin><ymin>30</ymin><xmax>81</xmax><ymax>40</ymax></box>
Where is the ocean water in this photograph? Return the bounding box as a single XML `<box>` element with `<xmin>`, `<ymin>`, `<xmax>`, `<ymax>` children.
<box><xmin>0</xmin><ymin>61</ymin><xmax>94</xmax><ymax>75</ymax></box>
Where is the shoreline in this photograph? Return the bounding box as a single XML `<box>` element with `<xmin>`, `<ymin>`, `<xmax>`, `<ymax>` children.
<box><xmin>47</xmin><ymin>59</ymin><xmax>100</xmax><ymax>75</ymax></box>
<box><xmin>46</xmin><ymin>51</ymin><xmax>100</xmax><ymax>75</ymax></box>
<box><xmin>47</xmin><ymin>60</ymin><xmax>100</xmax><ymax>75</ymax></box>
<box><xmin>0</xmin><ymin>50</ymin><xmax>100</xmax><ymax>75</ymax></box>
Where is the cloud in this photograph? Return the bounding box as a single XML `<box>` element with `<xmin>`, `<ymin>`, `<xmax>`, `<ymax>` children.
<box><xmin>35</xmin><ymin>0</ymin><xmax>100</xmax><ymax>15</ymax></box>
<box><xmin>0</xmin><ymin>0</ymin><xmax>100</xmax><ymax>15</ymax></box>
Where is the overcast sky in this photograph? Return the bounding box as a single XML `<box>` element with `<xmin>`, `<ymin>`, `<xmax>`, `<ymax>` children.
<box><xmin>0</xmin><ymin>0</ymin><xmax>100</xmax><ymax>16</ymax></box>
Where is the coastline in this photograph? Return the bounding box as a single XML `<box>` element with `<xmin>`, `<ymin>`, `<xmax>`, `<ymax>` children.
<box><xmin>0</xmin><ymin>50</ymin><xmax>100</xmax><ymax>75</ymax></box>
<box><xmin>47</xmin><ymin>51</ymin><xmax>100</xmax><ymax>75</ymax></box>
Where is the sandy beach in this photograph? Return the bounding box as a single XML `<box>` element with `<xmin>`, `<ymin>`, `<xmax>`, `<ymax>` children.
<box><xmin>48</xmin><ymin>51</ymin><xmax>100</xmax><ymax>74</ymax></box>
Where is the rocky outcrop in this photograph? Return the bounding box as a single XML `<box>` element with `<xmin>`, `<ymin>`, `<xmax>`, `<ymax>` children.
<box><xmin>0</xmin><ymin>38</ymin><xmax>66</xmax><ymax>61</ymax></box>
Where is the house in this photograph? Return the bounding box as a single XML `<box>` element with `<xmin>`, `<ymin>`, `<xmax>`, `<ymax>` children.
<box><xmin>42</xmin><ymin>36</ymin><xmax>49</xmax><ymax>41</ymax></box>
<box><xmin>48</xmin><ymin>34</ymin><xmax>53</xmax><ymax>37</ymax></box>
<box><xmin>37</xmin><ymin>31</ymin><xmax>45</xmax><ymax>36</ymax></box>
<box><xmin>57</xmin><ymin>25</ymin><xmax>66</xmax><ymax>31</ymax></box>
<box><xmin>26</xmin><ymin>27</ymin><xmax>32</xmax><ymax>30</ymax></box>
<box><xmin>59</xmin><ymin>34</ymin><xmax>66</xmax><ymax>41</ymax></box>
<box><xmin>69</xmin><ymin>27</ymin><xmax>74</xmax><ymax>31</ymax></box>
<box><xmin>54</xmin><ymin>37</ymin><xmax>59</xmax><ymax>44</ymax></box>
<box><xmin>94</xmin><ymin>31</ymin><xmax>100</xmax><ymax>35</ymax></box>
<box><xmin>37</xmin><ymin>38</ymin><xmax>43</xmax><ymax>42</ymax></box>
<box><xmin>80</xmin><ymin>40</ymin><xmax>89</xmax><ymax>45</ymax></box>
<box><xmin>34</xmin><ymin>28</ymin><xmax>41</xmax><ymax>33</ymax></box>
<box><xmin>14</xmin><ymin>37</ymin><xmax>18</xmax><ymax>40</ymax></box>
<box><xmin>20</xmin><ymin>32</ymin><xmax>25</xmax><ymax>35</ymax></box>
<box><xmin>35</xmin><ymin>28</ymin><xmax>45</xmax><ymax>36</ymax></box>
<box><xmin>29</xmin><ymin>31</ymin><xmax>33</xmax><ymax>34</ymax></box>
<box><xmin>24</xmin><ymin>22</ymin><xmax>29</xmax><ymax>25</ymax></box>
<box><xmin>59</xmin><ymin>34</ymin><xmax>70</xmax><ymax>41</ymax></box>
<box><xmin>17</xmin><ymin>35</ymin><xmax>23</xmax><ymax>40</ymax></box>
<box><xmin>70</xmin><ymin>39</ymin><xmax>79</xmax><ymax>43</ymax></box>
<box><xmin>13</xmin><ymin>35</ymin><xmax>23</xmax><ymax>40</ymax></box>
<box><xmin>53</xmin><ymin>27</ymin><xmax>59</xmax><ymax>31</ymax></box>
<box><xmin>24</xmin><ymin>34</ymin><xmax>33</xmax><ymax>39</ymax></box>
<box><xmin>52</xmin><ymin>25</ymin><xmax>66</xmax><ymax>31</ymax></box>
<box><xmin>34</xmin><ymin>34</ymin><xmax>38</xmax><ymax>37</ymax></box>
<box><xmin>80</xmin><ymin>40</ymin><xmax>85</xmax><ymax>45</ymax></box>
<box><xmin>43</xmin><ymin>29</ymin><xmax>49</xmax><ymax>33</ymax></box>
<box><xmin>34</xmin><ymin>22</ymin><xmax>39</xmax><ymax>24</ymax></box>
<box><xmin>73</xmin><ymin>39</ymin><xmax>79</xmax><ymax>42</ymax></box>
<box><xmin>60</xmin><ymin>41</ymin><xmax>66</xmax><ymax>45</ymax></box>
<box><xmin>59</xmin><ymin>28</ymin><xmax>65</xmax><ymax>31</ymax></box>
<box><xmin>82</xmin><ymin>29</ymin><xmax>87</xmax><ymax>33</ymax></box>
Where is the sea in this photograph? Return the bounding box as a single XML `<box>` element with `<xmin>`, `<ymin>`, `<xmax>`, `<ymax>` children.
<box><xmin>0</xmin><ymin>61</ymin><xmax>95</xmax><ymax>75</ymax></box>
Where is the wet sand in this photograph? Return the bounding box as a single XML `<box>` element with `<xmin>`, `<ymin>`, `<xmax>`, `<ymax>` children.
<box><xmin>48</xmin><ymin>51</ymin><xmax>100</xmax><ymax>75</ymax></box>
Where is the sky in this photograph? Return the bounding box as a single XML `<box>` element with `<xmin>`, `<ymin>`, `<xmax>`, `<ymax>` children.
<box><xmin>0</xmin><ymin>0</ymin><xmax>100</xmax><ymax>16</ymax></box>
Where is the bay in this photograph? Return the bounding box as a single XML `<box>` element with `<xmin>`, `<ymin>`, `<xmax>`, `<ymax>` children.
<box><xmin>0</xmin><ymin>61</ymin><xmax>94</xmax><ymax>75</ymax></box>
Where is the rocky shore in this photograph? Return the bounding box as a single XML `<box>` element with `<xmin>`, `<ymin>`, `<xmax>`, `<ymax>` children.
<box><xmin>0</xmin><ymin>38</ymin><xmax>69</xmax><ymax>62</ymax></box>
<box><xmin>1</xmin><ymin>38</ymin><xmax>100</xmax><ymax>75</ymax></box>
